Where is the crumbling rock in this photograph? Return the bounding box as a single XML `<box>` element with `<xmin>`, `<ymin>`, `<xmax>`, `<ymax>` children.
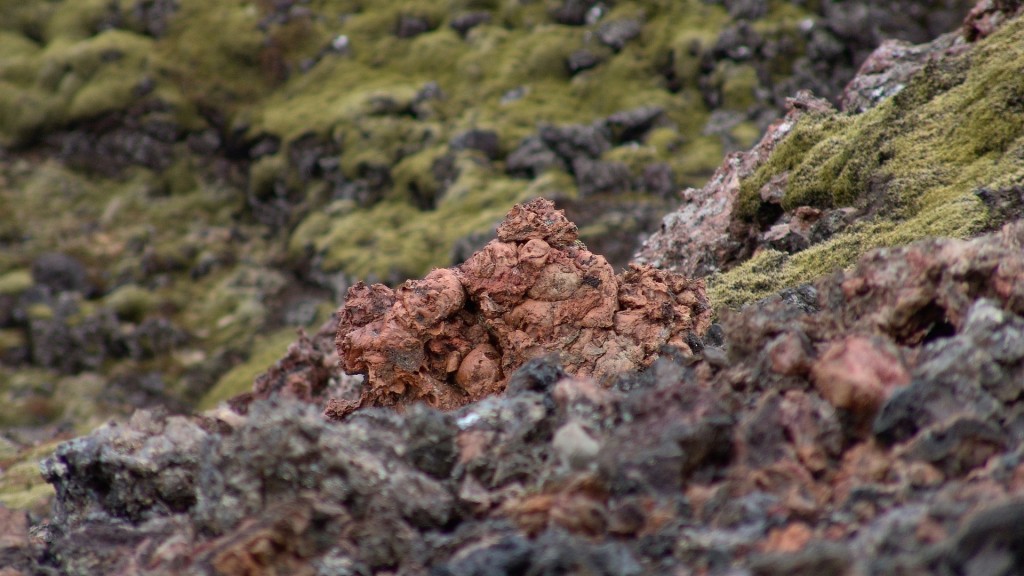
<box><xmin>334</xmin><ymin>199</ymin><xmax>712</xmax><ymax>417</ymax></box>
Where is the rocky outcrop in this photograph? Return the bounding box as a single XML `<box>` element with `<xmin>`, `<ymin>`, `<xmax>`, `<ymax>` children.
<box><xmin>634</xmin><ymin>91</ymin><xmax>835</xmax><ymax>278</ymax></box>
<box><xmin>333</xmin><ymin>199</ymin><xmax>711</xmax><ymax>417</ymax></box>
<box><xmin>12</xmin><ymin>220</ymin><xmax>1023</xmax><ymax>575</ymax></box>
<box><xmin>638</xmin><ymin>2</ymin><xmax>1024</xmax><ymax>307</ymax></box>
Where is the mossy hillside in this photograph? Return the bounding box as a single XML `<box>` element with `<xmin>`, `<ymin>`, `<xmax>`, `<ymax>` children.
<box><xmin>3</xmin><ymin>0</ymin><xmax>963</xmax><ymax>477</ymax></box>
<box><xmin>263</xmin><ymin>0</ymin><xmax>821</xmax><ymax>282</ymax></box>
<box><xmin>714</xmin><ymin>18</ymin><xmax>1024</xmax><ymax>308</ymax></box>
<box><xmin>0</xmin><ymin>155</ymin><xmax>295</xmax><ymax>414</ymax></box>
<box><xmin>0</xmin><ymin>160</ymin><xmax>239</xmax><ymax>281</ymax></box>
<box><xmin>0</xmin><ymin>26</ymin><xmax>160</xmax><ymax>146</ymax></box>
<box><xmin>1</xmin><ymin>0</ymin><xmax>827</xmax><ymax>288</ymax></box>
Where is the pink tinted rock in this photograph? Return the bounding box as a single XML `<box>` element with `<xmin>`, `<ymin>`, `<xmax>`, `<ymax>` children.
<box><xmin>810</xmin><ymin>336</ymin><xmax>910</xmax><ymax>416</ymax></box>
<box><xmin>634</xmin><ymin>91</ymin><xmax>833</xmax><ymax>277</ymax></box>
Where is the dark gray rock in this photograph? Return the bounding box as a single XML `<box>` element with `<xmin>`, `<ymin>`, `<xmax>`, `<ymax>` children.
<box><xmin>572</xmin><ymin>157</ymin><xmax>632</xmax><ymax>197</ymax></box>
<box><xmin>566</xmin><ymin>49</ymin><xmax>603</xmax><ymax>74</ymax></box>
<box><xmin>597</xmin><ymin>19</ymin><xmax>643</xmax><ymax>51</ymax></box>
<box><xmin>551</xmin><ymin>0</ymin><xmax>602</xmax><ymax>26</ymax></box>
<box><xmin>640</xmin><ymin>163</ymin><xmax>677</xmax><ymax>198</ymax></box>
<box><xmin>31</xmin><ymin>253</ymin><xmax>89</xmax><ymax>296</ymax></box>
<box><xmin>605</xmin><ymin>106</ymin><xmax>663</xmax><ymax>144</ymax></box>
<box><xmin>539</xmin><ymin>123</ymin><xmax>612</xmax><ymax>163</ymax></box>
<box><xmin>506</xmin><ymin>136</ymin><xmax>566</xmax><ymax>178</ymax></box>
<box><xmin>874</xmin><ymin>299</ymin><xmax>1022</xmax><ymax>445</ymax></box>
<box><xmin>450</xmin><ymin>11</ymin><xmax>491</xmax><ymax>36</ymax></box>
<box><xmin>41</xmin><ymin>410</ymin><xmax>208</xmax><ymax>528</ymax></box>
<box><xmin>929</xmin><ymin>500</ymin><xmax>1024</xmax><ymax>576</ymax></box>
<box><xmin>395</xmin><ymin>14</ymin><xmax>434</xmax><ymax>38</ymax></box>
<box><xmin>450</xmin><ymin>129</ymin><xmax>501</xmax><ymax>160</ymax></box>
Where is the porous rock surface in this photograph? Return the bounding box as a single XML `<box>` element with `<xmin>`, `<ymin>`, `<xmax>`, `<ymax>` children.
<box><xmin>334</xmin><ymin>198</ymin><xmax>712</xmax><ymax>417</ymax></box>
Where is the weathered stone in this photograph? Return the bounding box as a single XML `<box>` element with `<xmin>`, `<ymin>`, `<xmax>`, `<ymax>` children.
<box><xmin>334</xmin><ymin>199</ymin><xmax>711</xmax><ymax>416</ymax></box>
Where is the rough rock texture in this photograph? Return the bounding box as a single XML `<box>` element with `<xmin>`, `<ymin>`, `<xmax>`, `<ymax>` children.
<box><xmin>6</xmin><ymin>221</ymin><xmax>1021</xmax><ymax>575</ymax></box>
<box><xmin>334</xmin><ymin>199</ymin><xmax>712</xmax><ymax>416</ymax></box>
<box><xmin>840</xmin><ymin>32</ymin><xmax>966</xmax><ymax>113</ymax></box>
<box><xmin>634</xmin><ymin>91</ymin><xmax>835</xmax><ymax>278</ymax></box>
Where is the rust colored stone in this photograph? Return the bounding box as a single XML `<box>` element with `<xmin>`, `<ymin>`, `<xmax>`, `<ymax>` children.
<box><xmin>761</xmin><ymin>522</ymin><xmax>814</xmax><ymax>553</ymax></box>
<box><xmin>334</xmin><ymin>198</ymin><xmax>712</xmax><ymax>416</ymax></box>
<box><xmin>810</xmin><ymin>336</ymin><xmax>910</xmax><ymax>416</ymax></box>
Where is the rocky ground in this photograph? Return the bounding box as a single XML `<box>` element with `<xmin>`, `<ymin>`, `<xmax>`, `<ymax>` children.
<box><xmin>2</xmin><ymin>0</ymin><xmax>1024</xmax><ymax>574</ymax></box>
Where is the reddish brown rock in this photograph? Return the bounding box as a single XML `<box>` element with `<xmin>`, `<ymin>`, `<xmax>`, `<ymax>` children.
<box><xmin>334</xmin><ymin>198</ymin><xmax>712</xmax><ymax>416</ymax></box>
<box><xmin>810</xmin><ymin>336</ymin><xmax>910</xmax><ymax>417</ymax></box>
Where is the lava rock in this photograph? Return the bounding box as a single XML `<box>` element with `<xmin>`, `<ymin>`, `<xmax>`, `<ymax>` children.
<box><xmin>566</xmin><ymin>49</ymin><xmax>603</xmax><ymax>74</ymax></box>
<box><xmin>334</xmin><ymin>199</ymin><xmax>712</xmax><ymax>416</ymax></box>
<box><xmin>450</xmin><ymin>129</ymin><xmax>502</xmax><ymax>160</ymax></box>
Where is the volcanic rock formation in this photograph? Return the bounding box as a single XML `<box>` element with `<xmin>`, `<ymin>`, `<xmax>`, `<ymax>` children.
<box><xmin>333</xmin><ymin>198</ymin><xmax>712</xmax><ymax>417</ymax></box>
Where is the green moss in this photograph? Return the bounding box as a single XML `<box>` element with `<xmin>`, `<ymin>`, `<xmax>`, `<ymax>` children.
<box><xmin>715</xmin><ymin>17</ymin><xmax>1024</xmax><ymax>309</ymax></box>
<box><xmin>0</xmin><ymin>27</ymin><xmax>158</xmax><ymax>144</ymax></box>
<box><xmin>736</xmin><ymin>111</ymin><xmax>845</xmax><ymax>220</ymax></box>
<box><xmin>248</xmin><ymin>153</ymin><xmax>289</xmax><ymax>198</ymax></box>
<box><xmin>668</xmin><ymin>28</ymin><xmax>721</xmax><ymax>85</ymax></box>
<box><xmin>0</xmin><ymin>269</ymin><xmax>31</xmax><ymax>295</ymax></box>
<box><xmin>26</xmin><ymin>303</ymin><xmax>53</xmax><ymax>321</ymax></box>
<box><xmin>717</xmin><ymin>62</ymin><xmax>760</xmax><ymax>111</ymax></box>
<box><xmin>604</xmin><ymin>144</ymin><xmax>659</xmax><ymax>175</ymax></box>
<box><xmin>0</xmin><ymin>474</ymin><xmax>54</xmax><ymax>515</ymax></box>
<box><xmin>522</xmin><ymin>169</ymin><xmax>577</xmax><ymax>200</ymax></box>
<box><xmin>0</xmin><ymin>439</ymin><xmax>59</xmax><ymax>514</ymax></box>
<box><xmin>158</xmin><ymin>0</ymin><xmax>270</xmax><ymax>109</ymax></box>
<box><xmin>0</xmin><ymin>369</ymin><xmax>63</xmax><ymax>428</ymax></box>
<box><xmin>708</xmin><ymin>249</ymin><xmax>790</xmax><ymax>309</ymax></box>
<box><xmin>730</xmin><ymin>121</ymin><xmax>762</xmax><ymax>150</ymax></box>
<box><xmin>104</xmin><ymin>284</ymin><xmax>157</xmax><ymax>322</ymax></box>
<box><xmin>199</xmin><ymin>328</ymin><xmax>300</xmax><ymax>410</ymax></box>
<box><xmin>178</xmin><ymin>265</ymin><xmax>288</xmax><ymax>354</ymax></box>
<box><xmin>0</xmin><ymin>30</ymin><xmax>39</xmax><ymax>58</ymax></box>
<box><xmin>0</xmin><ymin>328</ymin><xmax>25</xmax><ymax>352</ymax></box>
<box><xmin>390</xmin><ymin>145</ymin><xmax>447</xmax><ymax>207</ymax></box>
<box><xmin>674</xmin><ymin>135</ymin><xmax>725</xmax><ymax>187</ymax></box>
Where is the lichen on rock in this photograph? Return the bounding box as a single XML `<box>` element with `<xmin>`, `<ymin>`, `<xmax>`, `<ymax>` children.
<box><xmin>333</xmin><ymin>198</ymin><xmax>712</xmax><ymax>417</ymax></box>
